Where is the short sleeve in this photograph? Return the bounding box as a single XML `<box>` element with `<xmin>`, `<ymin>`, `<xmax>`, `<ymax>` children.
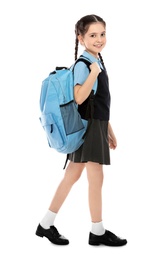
<box><xmin>73</xmin><ymin>61</ymin><xmax>97</xmax><ymax>91</ymax></box>
<box><xmin>73</xmin><ymin>61</ymin><xmax>89</xmax><ymax>86</ymax></box>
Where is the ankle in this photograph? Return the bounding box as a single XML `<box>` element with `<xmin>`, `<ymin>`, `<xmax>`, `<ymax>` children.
<box><xmin>91</xmin><ymin>221</ymin><xmax>105</xmax><ymax>235</ymax></box>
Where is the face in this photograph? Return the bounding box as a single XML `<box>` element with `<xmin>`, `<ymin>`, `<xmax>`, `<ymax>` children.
<box><xmin>78</xmin><ymin>22</ymin><xmax>106</xmax><ymax>58</ymax></box>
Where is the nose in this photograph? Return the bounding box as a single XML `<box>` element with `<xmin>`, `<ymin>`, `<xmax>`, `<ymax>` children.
<box><xmin>96</xmin><ymin>35</ymin><xmax>102</xmax><ymax>42</ymax></box>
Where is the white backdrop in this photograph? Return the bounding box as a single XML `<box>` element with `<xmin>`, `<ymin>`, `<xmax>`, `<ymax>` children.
<box><xmin>0</xmin><ymin>0</ymin><xmax>168</xmax><ymax>259</ymax></box>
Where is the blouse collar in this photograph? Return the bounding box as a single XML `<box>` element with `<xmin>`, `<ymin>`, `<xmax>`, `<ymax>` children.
<box><xmin>81</xmin><ymin>50</ymin><xmax>102</xmax><ymax>67</ymax></box>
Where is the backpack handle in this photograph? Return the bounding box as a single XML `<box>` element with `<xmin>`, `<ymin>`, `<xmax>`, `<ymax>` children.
<box><xmin>55</xmin><ymin>66</ymin><xmax>68</xmax><ymax>70</ymax></box>
<box><xmin>49</xmin><ymin>66</ymin><xmax>68</xmax><ymax>75</ymax></box>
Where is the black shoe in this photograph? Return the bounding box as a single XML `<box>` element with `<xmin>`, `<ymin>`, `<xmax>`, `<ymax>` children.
<box><xmin>89</xmin><ymin>230</ymin><xmax>127</xmax><ymax>246</ymax></box>
<box><xmin>35</xmin><ymin>224</ymin><xmax>69</xmax><ymax>245</ymax></box>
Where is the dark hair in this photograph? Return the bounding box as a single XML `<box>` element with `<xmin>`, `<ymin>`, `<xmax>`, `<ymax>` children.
<box><xmin>74</xmin><ymin>14</ymin><xmax>106</xmax><ymax>65</ymax></box>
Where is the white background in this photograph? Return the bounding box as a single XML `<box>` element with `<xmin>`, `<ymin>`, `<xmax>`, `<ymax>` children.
<box><xmin>0</xmin><ymin>0</ymin><xmax>168</xmax><ymax>259</ymax></box>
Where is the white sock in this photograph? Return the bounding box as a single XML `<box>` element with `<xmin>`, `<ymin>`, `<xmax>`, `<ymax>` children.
<box><xmin>40</xmin><ymin>210</ymin><xmax>57</xmax><ymax>229</ymax></box>
<box><xmin>91</xmin><ymin>221</ymin><xmax>105</xmax><ymax>235</ymax></box>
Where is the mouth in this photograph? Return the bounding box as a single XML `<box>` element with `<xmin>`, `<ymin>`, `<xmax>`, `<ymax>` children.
<box><xmin>94</xmin><ymin>44</ymin><xmax>103</xmax><ymax>48</ymax></box>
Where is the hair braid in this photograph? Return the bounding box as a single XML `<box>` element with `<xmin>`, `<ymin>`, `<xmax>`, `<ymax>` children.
<box><xmin>98</xmin><ymin>53</ymin><xmax>106</xmax><ymax>69</ymax></box>
<box><xmin>75</xmin><ymin>37</ymin><xmax>79</xmax><ymax>61</ymax></box>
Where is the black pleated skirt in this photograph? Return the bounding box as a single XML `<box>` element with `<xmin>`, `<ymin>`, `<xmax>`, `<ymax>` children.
<box><xmin>67</xmin><ymin>119</ymin><xmax>110</xmax><ymax>165</ymax></box>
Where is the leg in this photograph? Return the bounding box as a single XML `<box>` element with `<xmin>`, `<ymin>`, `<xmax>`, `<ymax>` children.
<box><xmin>49</xmin><ymin>161</ymin><xmax>85</xmax><ymax>213</ymax></box>
<box><xmin>86</xmin><ymin>162</ymin><xmax>104</xmax><ymax>223</ymax></box>
<box><xmin>86</xmin><ymin>162</ymin><xmax>127</xmax><ymax>246</ymax></box>
<box><xmin>36</xmin><ymin>161</ymin><xmax>85</xmax><ymax>245</ymax></box>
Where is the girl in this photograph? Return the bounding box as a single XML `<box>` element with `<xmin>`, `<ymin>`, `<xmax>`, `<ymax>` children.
<box><xmin>36</xmin><ymin>14</ymin><xmax>127</xmax><ymax>247</ymax></box>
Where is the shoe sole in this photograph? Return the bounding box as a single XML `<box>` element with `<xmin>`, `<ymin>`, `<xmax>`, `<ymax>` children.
<box><xmin>89</xmin><ymin>240</ymin><xmax>127</xmax><ymax>246</ymax></box>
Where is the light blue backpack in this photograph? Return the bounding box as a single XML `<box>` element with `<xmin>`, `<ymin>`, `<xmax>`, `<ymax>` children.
<box><xmin>39</xmin><ymin>57</ymin><xmax>96</xmax><ymax>155</ymax></box>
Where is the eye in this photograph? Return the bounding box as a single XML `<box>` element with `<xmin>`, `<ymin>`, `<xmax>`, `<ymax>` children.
<box><xmin>101</xmin><ymin>32</ymin><xmax>106</xmax><ymax>37</ymax></box>
<box><xmin>90</xmin><ymin>34</ymin><xmax>96</xmax><ymax>38</ymax></box>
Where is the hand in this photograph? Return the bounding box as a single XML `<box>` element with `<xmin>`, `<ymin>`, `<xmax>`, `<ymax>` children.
<box><xmin>108</xmin><ymin>122</ymin><xmax>117</xmax><ymax>150</ymax></box>
<box><xmin>108</xmin><ymin>134</ymin><xmax>117</xmax><ymax>150</ymax></box>
<box><xmin>90</xmin><ymin>62</ymin><xmax>101</xmax><ymax>75</ymax></box>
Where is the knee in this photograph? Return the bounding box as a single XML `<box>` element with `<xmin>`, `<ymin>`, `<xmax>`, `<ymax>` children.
<box><xmin>64</xmin><ymin>171</ymin><xmax>81</xmax><ymax>185</ymax></box>
<box><xmin>64</xmin><ymin>162</ymin><xmax>84</xmax><ymax>185</ymax></box>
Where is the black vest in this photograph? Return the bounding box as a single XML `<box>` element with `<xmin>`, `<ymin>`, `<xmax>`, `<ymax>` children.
<box><xmin>78</xmin><ymin>67</ymin><xmax>111</xmax><ymax>121</ymax></box>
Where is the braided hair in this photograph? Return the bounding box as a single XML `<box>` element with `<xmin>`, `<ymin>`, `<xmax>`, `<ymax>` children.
<box><xmin>74</xmin><ymin>14</ymin><xmax>106</xmax><ymax>67</ymax></box>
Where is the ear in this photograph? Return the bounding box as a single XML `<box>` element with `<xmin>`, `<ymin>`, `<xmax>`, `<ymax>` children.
<box><xmin>78</xmin><ymin>35</ymin><xmax>84</xmax><ymax>45</ymax></box>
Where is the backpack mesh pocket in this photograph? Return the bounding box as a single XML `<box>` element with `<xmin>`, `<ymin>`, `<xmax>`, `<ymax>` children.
<box><xmin>60</xmin><ymin>101</ymin><xmax>84</xmax><ymax>135</ymax></box>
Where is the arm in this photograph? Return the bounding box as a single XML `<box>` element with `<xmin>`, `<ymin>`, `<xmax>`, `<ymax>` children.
<box><xmin>108</xmin><ymin>121</ymin><xmax>117</xmax><ymax>150</ymax></box>
<box><xmin>74</xmin><ymin>62</ymin><xmax>101</xmax><ymax>105</ymax></box>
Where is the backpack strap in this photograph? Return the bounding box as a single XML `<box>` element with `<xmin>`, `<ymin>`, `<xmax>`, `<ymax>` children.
<box><xmin>72</xmin><ymin>57</ymin><xmax>91</xmax><ymax>75</ymax></box>
<box><xmin>63</xmin><ymin>156</ymin><xmax>69</xmax><ymax>170</ymax></box>
<box><xmin>74</xmin><ymin>57</ymin><xmax>91</xmax><ymax>70</ymax></box>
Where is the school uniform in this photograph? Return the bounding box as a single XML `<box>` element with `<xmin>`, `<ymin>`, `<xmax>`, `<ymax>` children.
<box><xmin>68</xmin><ymin>51</ymin><xmax>111</xmax><ymax>165</ymax></box>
